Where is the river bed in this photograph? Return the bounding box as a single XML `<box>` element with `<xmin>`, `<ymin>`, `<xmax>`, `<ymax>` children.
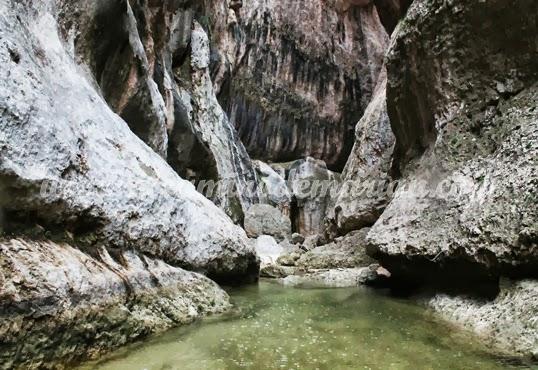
<box><xmin>79</xmin><ymin>281</ymin><xmax>532</xmax><ymax>370</ymax></box>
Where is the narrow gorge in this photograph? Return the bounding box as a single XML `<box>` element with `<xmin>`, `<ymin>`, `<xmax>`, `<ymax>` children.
<box><xmin>0</xmin><ymin>0</ymin><xmax>536</xmax><ymax>369</ymax></box>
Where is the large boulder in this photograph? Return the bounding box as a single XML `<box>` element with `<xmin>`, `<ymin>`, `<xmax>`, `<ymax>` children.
<box><xmin>279</xmin><ymin>268</ymin><xmax>375</xmax><ymax>288</ymax></box>
<box><xmin>297</xmin><ymin>229</ymin><xmax>375</xmax><ymax>270</ymax></box>
<box><xmin>212</xmin><ymin>0</ymin><xmax>389</xmax><ymax>170</ymax></box>
<box><xmin>288</xmin><ymin>158</ymin><xmax>341</xmax><ymax>236</ymax></box>
<box><xmin>244</xmin><ymin>204</ymin><xmax>292</xmax><ymax>241</ymax></box>
<box><xmin>367</xmin><ymin>0</ymin><xmax>538</xmax><ymax>285</ymax></box>
<box><xmin>0</xmin><ymin>239</ymin><xmax>230</xmax><ymax>369</ymax></box>
<box><xmin>0</xmin><ymin>0</ymin><xmax>258</xmax><ymax>281</ymax></box>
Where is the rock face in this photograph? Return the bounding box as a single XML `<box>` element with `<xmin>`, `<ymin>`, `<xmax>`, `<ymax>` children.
<box><xmin>296</xmin><ymin>229</ymin><xmax>375</xmax><ymax>270</ymax></box>
<box><xmin>427</xmin><ymin>279</ymin><xmax>538</xmax><ymax>358</ymax></box>
<box><xmin>0</xmin><ymin>0</ymin><xmax>258</xmax><ymax>282</ymax></box>
<box><xmin>244</xmin><ymin>204</ymin><xmax>292</xmax><ymax>241</ymax></box>
<box><xmin>57</xmin><ymin>0</ymin><xmax>261</xmax><ymax>222</ymax></box>
<box><xmin>213</xmin><ymin>0</ymin><xmax>389</xmax><ymax>170</ymax></box>
<box><xmin>253</xmin><ymin>160</ymin><xmax>292</xmax><ymax>215</ymax></box>
<box><xmin>180</xmin><ymin>22</ymin><xmax>261</xmax><ymax>223</ymax></box>
<box><xmin>0</xmin><ymin>2</ymin><xmax>262</xmax><ymax>365</ymax></box>
<box><xmin>324</xmin><ymin>68</ymin><xmax>395</xmax><ymax>238</ymax></box>
<box><xmin>0</xmin><ymin>239</ymin><xmax>230</xmax><ymax>369</ymax></box>
<box><xmin>288</xmin><ymin>158</ymin><xmax>341</xmax><ymax>236</ymax></box>
<box><xmin>367</xmin><ymin>0</ymin><xmax>538</xmax><ymax>285</ymax></box>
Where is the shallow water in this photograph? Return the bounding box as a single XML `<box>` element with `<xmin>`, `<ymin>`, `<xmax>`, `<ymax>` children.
<box><xmin>80</xmin><ymin>281</ymin><xmax>531</xmax><ymax>370</ymax></box>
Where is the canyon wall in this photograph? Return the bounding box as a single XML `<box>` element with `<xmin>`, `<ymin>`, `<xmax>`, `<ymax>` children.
<box><xmin>366</xmin><ymin>0</ymin><xmax>538</xmax><ymax>286</ymax></box>
<box><xmin>59</xmin><ymin>0</ymin><xmax>261</xmax><ymax>222</ymax></box>
<box><xmin>1</xmin><ymin>0</ymin><xmax>537</xmax><ymax>365</ymax></box>
<box><xmin>0</xmin><ymin>0</ymin><xmax>259</xmax><ymax>366</ymax></box>
<box><xmin>316</xmin><ymin>0</ymin><xmax>538</xmax><ymax>357</ymax></box>
<box><xmin>210</xmin><ymin>0</ymin><xmax>389</xmax><ymax>171</ymax></box>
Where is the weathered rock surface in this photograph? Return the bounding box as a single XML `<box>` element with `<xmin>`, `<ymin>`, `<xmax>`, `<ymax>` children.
<box><xmin>0</xmin><ymin>239</ymin><xmax>230</xmax><ymax>369</ymax></box>
<box><xmin>260</xmin><ymin>264</ymin><xmax>298</xmax><ymax>279</ymax></box>
<box><xmin>288</xmin><ymin>158</ymin><xmax>341</xmax><ymax>236</ymax></box>
<box><xmin>324</xmin><ymin>69</ymin><xmax>395</xmax><ymax>238</ymax></box>
<box><xmin>297</xmin><ymin>229</ymin><xmax>375</xmax><ymax>270</ymax></box>
<box><xmin>367</xmin><ymin>0</ymin><xmax>538</xmax><ymax>285</ymax></box>
<box><xmin>176</xmin><ymin>22</ymin><xmax>261</xmax><ymax>223</ymax></box>
<box><xmin>279</xmin><ymin>268</ymin><xmax>373</xmax><ymax>289</ymax></box>
<box><xmin>427</xmin><ymin>279</ymin><xmax>538</xmax><ymax>359</ymax></box>
<box><xmin>273</xmin><ymin>157</ymin><xmax>340</xmax><ymax>237</ymax></box>
<box><xmin>213</xmin><ymin>0</ymin><xmax>389</xmax><ymax>170</ymax></box>
<box><xmin>244</xmin><ymin>204</ymin><xmax>292</xmax><ymax>241</ymax></box>
<box><xmin>258</xmin><ymin>228</ymin><xmax>379</xmax><ymax>287</ymax></box>
<box><xmin>253</xmin><ymin>160</ymin><xmax>292</xmax><ymax>215</ymax></box>
<box><xmin>252</xmin><ymin>235</ymin><xmax>283</xmax><ymax>267</ymax></box>
<box><xmin>0</xmin><ymin>0</ymin><xmax>259</xmax><ymax>281</ymax></box>
<box><xmin>56</xmin><ymin>0</ymin><xmax>261</xmax><ymax>222</ymax></box>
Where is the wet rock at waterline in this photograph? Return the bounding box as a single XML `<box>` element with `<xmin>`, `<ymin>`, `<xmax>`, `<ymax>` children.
<box><xmin>279</xmin><ymin>267</ymin><xmax>376</xmax><ymax>288</ymax></box>
<box><xmin>0</xmin><ymin>239</ymin><xmax>230</xmax><ymax>369</ymax></box>
<box><xmin>260</xmin><ymin>264</ymin><xmax>299</xmax><ymax>279</ymax></box>
<box><xmin>296</xmin><ymin>229</ymin><xmax>375</xmax><ymax>270</ymax></box>
<box><xmin>426</xmin><ymin>279</ymin><xmax>538</xmax><ymax>359</ymax></box>
<box><xmin>258</xmin><ymin>229</ymin><xmax>381</xmax><ymax>287</ymax></box>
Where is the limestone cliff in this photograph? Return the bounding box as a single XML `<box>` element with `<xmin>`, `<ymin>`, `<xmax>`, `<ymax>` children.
<box><xmin>57</xmin><ymin>0</ymin><xmax>261</xmax><ymax>222</ymax></box>
<box><xmin>366</xmin><ymin>0</ymin><xmax>538</xmax><ymax>285</ymax></box>
<box><xmin>324</xmin><ymin>68</ymin><xmax>395</xmax><ymax>238</ymax></box>
<box><xmin>0</xmin><ymin>0</ymin><xmax>258</xmax><ymax>366</ymax></box>
<box><xmin>210</xmin><ymin>0</ymin><xmax>389</xmax><ymax>170</ymax></box>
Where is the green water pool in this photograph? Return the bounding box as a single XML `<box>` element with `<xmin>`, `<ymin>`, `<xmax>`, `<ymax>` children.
<box><xmin>80</xmin><ymin>281</ymin><xmax>533</xmax><ymax>370</ymax></box>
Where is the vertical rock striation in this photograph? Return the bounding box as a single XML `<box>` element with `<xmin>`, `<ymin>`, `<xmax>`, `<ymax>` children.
<box><xmin>211</xmin><ymin>0</ymin><xmax>389</xmax><ymax>171</ymax></box>
<box><xmin>178</xmin><ymin>22</ymin><xmax>261</xmax><ymax>223</ymax></box>
<box><xmin>324</xmin><ymin>68</ymin><xmax>395</xmax><ymax>239</ymax></box>
<box><xmin>57</xmin><ymin>0</ymin><xmax>261</xmax><ymax>222</ymax></box>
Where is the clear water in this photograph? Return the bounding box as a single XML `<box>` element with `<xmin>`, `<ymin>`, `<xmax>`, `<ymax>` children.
<box><xmin>80</xmin><ymin>282</ymin><xmax>533</xmax><ymax>370</ymax></box>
